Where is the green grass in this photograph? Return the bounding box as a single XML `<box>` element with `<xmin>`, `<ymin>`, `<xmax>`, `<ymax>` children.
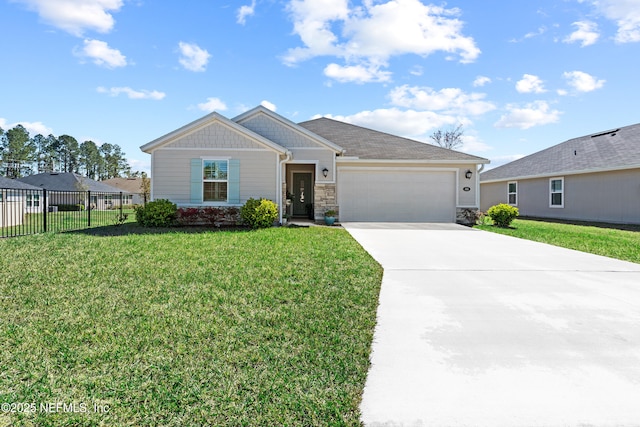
<box><xmin>0</xmin><ymin>225</ymin><xmax>382</xmax><ymax>426</ymax></box>
<box><xmin>475</xmin><ymin>218</ymin><xmax>640</xmax><ymax>264</ymax></box>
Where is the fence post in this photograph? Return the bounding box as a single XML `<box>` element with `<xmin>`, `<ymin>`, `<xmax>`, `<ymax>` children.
<box><xmin>119</xmin><ymin>192</ymin><xmax>123</xmax><ymax>217</ymax></box>
<box><xmin>87</xmin><ymin>191</ymin><xmax>91</xmax><ymax>227</ymax></box>
<box><xmin>43</xmin><ymin>189</ymin><xmax>47</xmax><ymax>233</ymax></box>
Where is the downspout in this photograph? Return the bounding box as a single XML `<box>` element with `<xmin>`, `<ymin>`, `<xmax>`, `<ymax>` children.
<box><xmin>476</xmin><ymin>163</ymin><xmax>485</xmax><ymax>208</ymax></box>
<box><xmin>278</xmin><ymin>151</ymin><xmax>292</xmax><ymax>224</ymax></box>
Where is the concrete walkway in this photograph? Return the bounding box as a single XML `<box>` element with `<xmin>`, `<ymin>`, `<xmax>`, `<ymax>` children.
<box><xmin>343</xmin><ymin>223</ymin><xmax>640</xmax><ymax>427</ymax></box>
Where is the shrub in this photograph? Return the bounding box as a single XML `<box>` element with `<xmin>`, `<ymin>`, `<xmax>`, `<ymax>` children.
<box><xmin>487</xmin><ymin>203</ymin><xmax>519</xmax><ymax>228</ymax></box>
<box><xmin>240</xmin><ymin>198</ymin><xmax>278</xmax><ymax>229</ymax></box>
<box><xmin>134</xmin><ymin>199</ymin><xmax>177</xmax><ymax>227</ymax></box>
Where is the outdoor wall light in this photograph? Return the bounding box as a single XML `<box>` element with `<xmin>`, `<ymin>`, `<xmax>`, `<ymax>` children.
<box><xmin>465</xmin><ymin>170</ymin><xmax>473</xmax><ymax>179</ymax></box>
<box><xmin>322</xmin><ymin>167</ymin><xmax>329</xmax><ymax>178</ymax></box>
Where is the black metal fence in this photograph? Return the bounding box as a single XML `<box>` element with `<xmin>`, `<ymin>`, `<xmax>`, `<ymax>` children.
<box><xmin>1</xmin><ymin>188</ymin><xmax>145</xmax><ymax>238</ymax></box>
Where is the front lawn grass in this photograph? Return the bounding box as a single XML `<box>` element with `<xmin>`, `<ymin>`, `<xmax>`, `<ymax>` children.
<box><xmin>475</xmin><ymin>218</ymin><xmax>640</xmax><ymax>264</ymax></box>
<box><xmin>0</xmin><ymin>226</ymin><xmax>382</xmax><ymax>426</ymax></box>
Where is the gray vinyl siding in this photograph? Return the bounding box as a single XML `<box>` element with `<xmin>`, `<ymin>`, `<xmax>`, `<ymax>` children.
<box><xmin>239</xmin><ymin>115</ymin><xmax>321</xmax><ymax>148</ymax></box>
<box><xmin>480</xmin><ymin>181</ymin><xmax>507</xmax><ymax>211</ymax></box>
<box><xmin>152</xmin><ymin>149</ymin><xmax>278</xmax><ymax>205</ymax></box>
<box><xmin>480</xmin><ymin>168</ymin><xmax>640</xmax><ymax>224</ymax></box>
<box><xmin>289</xmin><ymin>148</ymin><xmax>336</xmax><ymax>182</ymax></box>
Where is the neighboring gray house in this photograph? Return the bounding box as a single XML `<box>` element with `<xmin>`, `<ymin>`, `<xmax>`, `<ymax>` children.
<box><xmin>0</xmin><ymin>176</ymin><xmax>43</xmax><ymax>227</ymax></box>
<box><xmin>141</xmin><ymin>105</ymin><xmax>489</xmax><ymax>224</ymax></box>
<box><xmin>102</xmin><ymin>177</ymin><xmax>146</xmax><ymax>205</ymax></box>
<box><xmin>480</xmin><ymin>122</ymin><xmax>640</xmax><ymax>224</ymax></box>
<box><xmin>18</xmin><ymin>172</ymin><xmax>129</xmax><ymax>210</ymax></box>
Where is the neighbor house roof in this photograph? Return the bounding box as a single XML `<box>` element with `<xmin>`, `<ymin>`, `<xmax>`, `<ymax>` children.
<box><xmin>18</xmin><ymin>173</ymin><xmax>125</xmax><ymax>192</ymax></box>
<box><xmin>481</xmin><ymin>122</ymin><xmax>640</xmax><ymax>182</ymax></box>
<box><xmin>298</xmin><ymin>117</ymin><xmax>489</xmax><ymax>163</ymax></box>
<box><xmin>0</xmin><ymin>175</ymin><xmax>41</xmax><ymax>190</ymax></box>
<box><xmin>102</xmin><ymin>177</ymin><xmax>144</xmax><ymax>193</ymax></box>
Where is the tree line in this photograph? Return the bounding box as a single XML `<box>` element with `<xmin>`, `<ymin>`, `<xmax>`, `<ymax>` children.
<box><xmin>0</xmin><ymin>124</ymin><xmax>137</xmax><ymax>180</ymax></box>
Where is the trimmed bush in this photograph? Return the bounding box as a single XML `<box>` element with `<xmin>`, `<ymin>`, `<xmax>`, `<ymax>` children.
<box><xmin>134</xmin><ymin>199</ymin><xmax>177</xmax><ymax>227</ymax></box>
<box><xmin>175</xmin><ymin>206</ymin><xmax>240</xmax><ymax>227</ymax></box>
<box><xmin>487</xmin><ymin>203</ymin><xmax>519</xmax><ymax>228</ymax></box>
<box><xmin>240</xmin><ymin>198</ymin><xmax>279</xmax><ymax>229</ymax></box>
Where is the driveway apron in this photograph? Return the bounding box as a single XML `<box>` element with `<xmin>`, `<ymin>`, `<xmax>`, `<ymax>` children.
<box><xmin>343</xmin><ymin>223</ymin><xmax>640</xmax><ymax>427</ymax></box>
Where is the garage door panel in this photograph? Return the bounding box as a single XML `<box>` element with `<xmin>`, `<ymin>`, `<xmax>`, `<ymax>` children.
<box><xmin>338</xmin><ymin>169</ymin><xmax>456</xmax><ymax>222</ymax></box>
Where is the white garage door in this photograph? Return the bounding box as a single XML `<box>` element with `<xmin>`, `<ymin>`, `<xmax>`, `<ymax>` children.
<box><xmin>338</xmin><ymin>168</ymin><xmax>456</xmax><ymax>222</ymax></box>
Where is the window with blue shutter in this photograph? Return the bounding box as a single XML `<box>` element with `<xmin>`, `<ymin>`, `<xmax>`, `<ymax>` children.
<box><xmin>192</xmin><ymin>158</ymin><xmax>239</xmax><ymax>204</ymax></box>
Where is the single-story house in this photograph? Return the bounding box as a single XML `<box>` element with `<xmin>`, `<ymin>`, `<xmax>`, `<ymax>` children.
<box><xmin>102</xmin><ymin>177</ymin><xmax>147</xmax><ymax>205</ymax></box>
<box><xmin>0</xmin><ymin>176</ymin><xmax>43</xmax><ymax>227</ymax></box>
<box><xmin>480</xmin><ymin>122</ymin><xmax>640</xmax><ymax>224</ymax></box>
<box><xmin>18</xmin><ymin>172</ymin><xmax>131</xmax><ymax>210</ymax></box>
<box><xmin>141</xmin><ymin>106</ymin><xmax>489</xmax><ymax>224</ymax></box>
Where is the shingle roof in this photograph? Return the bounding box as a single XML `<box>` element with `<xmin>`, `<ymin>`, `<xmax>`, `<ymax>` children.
<box><xmin>17</xmin><ymin>173</ymin><xmax>126</xmax><ymax>192</ymax></box>
<box><xmin>102</xmin><ymin>177</ymin><xmax>144</xmax><ymax>193</ymax></box>
<box><xmin>298</xmin><ymin>117</ymin><xmax>489</xmax><ymax>162</ymax></box>
<box><xmin>0</xmin><ymin>175</ymin><xmax>41</xmax><ymax>190</ymax></box>
<box><xmin>481</xmin><ymin>122</ymin><xmax>640</xmax><ymax>182</ymax></box>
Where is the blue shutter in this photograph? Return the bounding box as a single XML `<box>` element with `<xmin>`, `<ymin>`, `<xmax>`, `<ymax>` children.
<box><xmin>228</xmin><ymin>159</ymin><xmax>240</xmax><ymax>204</ymax></box>
<box><xmin>190</xmin><ymin>158</ymin><xmax>202</xmax><ymax>204</ymax></box>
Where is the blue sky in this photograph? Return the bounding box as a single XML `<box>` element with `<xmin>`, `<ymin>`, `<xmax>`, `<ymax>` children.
<box><xmin>1</xmin><ymin>0</ymin><xmax>639</xmax><ymax>174</ymax></box>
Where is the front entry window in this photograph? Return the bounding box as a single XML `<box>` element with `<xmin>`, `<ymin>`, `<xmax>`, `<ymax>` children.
<box><xmin>203</xmin><ymin>160</ymin><xmax>228</xmax><ymax>202</ymax></box>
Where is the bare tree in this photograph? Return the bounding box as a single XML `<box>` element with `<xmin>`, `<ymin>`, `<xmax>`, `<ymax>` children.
<box><xmin>429</xmin><ymin>124</ymin><xmax>464</xmax><ymax>150</ymax></box>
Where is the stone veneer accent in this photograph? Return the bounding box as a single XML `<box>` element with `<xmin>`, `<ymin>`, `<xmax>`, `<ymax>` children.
<box><xmin>456</xmin><ymin>207</ymin><xmax>479</xmax><ymax>226</ymax></box>
<box><xmin>314</xmin><ymin>183</ymin><xmax>338</xmax><ymax>221</ymax></box>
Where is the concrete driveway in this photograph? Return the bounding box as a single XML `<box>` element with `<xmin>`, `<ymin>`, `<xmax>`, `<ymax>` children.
<box><xmin>343</xmin><ymin>223</ymin><xmax>640</xmax><ymax>427</ymax></box>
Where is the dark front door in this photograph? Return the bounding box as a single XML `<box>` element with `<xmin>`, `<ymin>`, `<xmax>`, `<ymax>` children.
<box><xmin>292</xmin><ymin>172</ymin><xmax>313</xmax><ymax>217</ymax></box>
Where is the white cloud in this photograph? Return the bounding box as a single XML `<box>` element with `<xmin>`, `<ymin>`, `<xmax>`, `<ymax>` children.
<box><xmin>409</xmin><ymin>65</ymin><xmax>423</xmax><ymax>76</ymax></box>
<box><xmin>389</xmin><ymin>85</ymin><xmax>496</xmax><ymax>116</ymax></box>
<box><xmin>0</xmin><ymin>118</ymin><xmax>53</xmax><ymax>136</ymax></box>
<box><xmin>515</xmin><ymin>74</ymin><xmax>546</xmax><ymax>94</ymax></box>
<box><xmin>584</xmin><ymin>0</ymin><xmax>640</xmax><ymax>42</ymax></box>
<box><xmin>473</xmin><ymin>76</ymin><xmax>491</xmax><ymax>87</ymax></box>
<box><xmin>563</xmin><ymin>70</ymin><xmax>605</xmax><ymax>92</ymax></box>
<box><xmin>237</xmin><ymin>0</ymin><xmax>256</xmax><ymax>25</ymax></box>
<box><xmin>76</xmin><ymin>39</ymin><xmax>126</xmax><ymax>68</ymax></box>
<box><xmin>324</xmin><ymin>63</ymin><xmax>392</xmax><ymax>83</ymax></box>
<box><xmin>509</xmin><ymin>26</ymin><xmax>547</xmax><ymax>43</ymax></box>
<box><xmin>283</xmin><ymin>0</ymin><xmax>479</xmax><ymax>82</ymax></box>
<box><xmin>97</xmin><ymin>86</ymin><xmax>166</xmax><ymax>100</ymax></box>
<box><xmin>178</xmin><ymin>42</ymin><xmax>211</xmax><ymax>72</ymax></box>
<box><xmin>127</xmin><ymin>158</ymin><xmax>151</xmax><ymax>175</ymax></box>
<box><xmin>494</xmin><ymin>101</ymin><xmax>561</xmax><ymax>129</ymax></box>
<box><xmin>564</xmin><ymin>20</ymin><xmax>600</xmax><ymax>46</ymax></box>
<box><xmin>13</xmin><ymin>0</ymin><xmax>123</xmax><ymax>36</ymax></box>
<box><xmin>197</xmin><ymin>97</ymin><xmax>227</xmax><ymax>112</ymax></box>
<box><xmin>317</xmin><ymin>108</ymin><xmax>459</xmax><ymax>141</ymax></box>
<box><xmin>260</xmin><ymin>100</ymin><xmax>277</xmax><ymax>111</ymax></box>
<box><xmin>459</xmin><ymin>134</ymin><xmax>491</xmax><ymax>153</ymax></box>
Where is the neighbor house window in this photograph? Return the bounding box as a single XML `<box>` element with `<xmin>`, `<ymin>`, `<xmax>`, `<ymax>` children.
<box><xmin>508</xmin><ymin>181</ymin><xmax>517</xmax><ymax>206</ymax></box>
<box><xmin>550</xmin><ymin>178</ymin><xmax>564</xmax><ymax>208</ymax></box>
<box><xmin>26</xmin><ymin>193</ymin><xmax>40</xmax><ymax>207</ymax></box>
<box><xmin>203</xmin><ymin>160</ymin><xmax>228</xmax><ymax>202</ymax></box>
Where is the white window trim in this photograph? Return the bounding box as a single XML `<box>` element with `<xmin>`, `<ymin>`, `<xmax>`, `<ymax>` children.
<box><xmin>507</xmin><ymin>181</ymin><xmax>518</xmax><ymax>206</ymax></box>
<box><xmin>203</xmin><ymin>159</ymin><xmax>229</xmax><ymax>204</ymax></box>
<box><xmin>26</xmin><ymin>193</ymin><xmax>40</xmax><ymax>208</ymax></box>
<box><xmin>549</xmin><ymin>177</ymin><xmax>564</xmax><ymax>208</ymax></box>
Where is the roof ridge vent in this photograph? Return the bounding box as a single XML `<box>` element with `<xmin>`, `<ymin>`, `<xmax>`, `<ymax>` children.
<box><xmin>590</xmin><ymin>128</ymin><xmax>619</xmax><ymax>138</ymax></box>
